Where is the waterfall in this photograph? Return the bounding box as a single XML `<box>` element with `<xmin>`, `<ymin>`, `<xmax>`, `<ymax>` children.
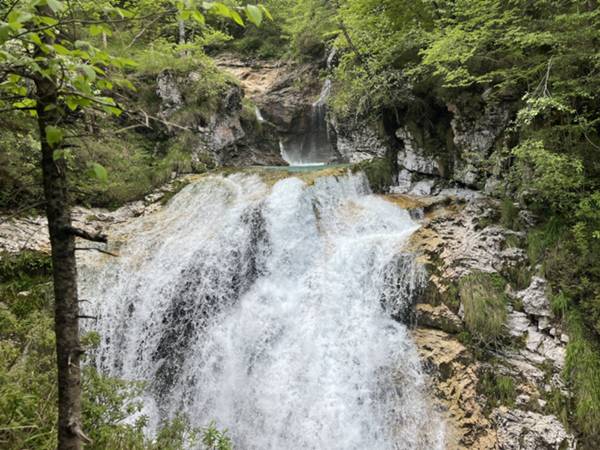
<box><xmin>80</xmin><ymin>171</ymin><xmax>445</xmax><ymax>450</ymax></box>
<box><xmin>280</xmin><ymin>79</ymin><xmax>337</xmax><ymax>166</ymax></box>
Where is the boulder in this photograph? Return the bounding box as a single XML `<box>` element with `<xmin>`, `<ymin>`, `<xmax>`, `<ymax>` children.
<box><xmin>507</xmin><ymin>310</ymin><xmax>530</xmax><ymax>337</ymax></box>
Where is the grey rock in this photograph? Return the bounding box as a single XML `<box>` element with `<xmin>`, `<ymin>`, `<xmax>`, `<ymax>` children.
<box><xmin>523</xmin><ymin>327</ymin><xmax>565</xmax><ymax>369</ymax></box>
<box><xmin>408</xmin><ymin>180</ymin><xmax>436</xmax><ymax>196</ymax></box>
<box><xmin>419</xmin><ymin>199</ymin><xmax>526</xmax><ymax>280</ymax></box>
<box><xmin>395</xmin><ymin>127</ymin><xmax>440</xmax><ymax>175</ymax></box>
<box><xmin>507</xmin><ymin>311</ymin><xmax>530</xmax><ymax>337</ymax></box>
<box><xmin>448</xmin><ymin>101</ymin><xmax>510</xmax><ymax>188</ymax></box>
<box><xmin>492</xmin><ymin>407</ymin><xmax>575</xmax><ymax>450</ymax></box>
<box><xmin>335</xmin><ymin>126</ymin><xmax>388</xmax><ymax>163</ymax></box>
<box><xmin>516</xmin><ymin>277</ymin><xmax>553</xmax><ymax>318</ymax></box>
<box><xmin>156</xmin><ymin>70</ymin><xmax>184</xmax><ymax>116</ymax></box>
<box><xmin>538</xmin><ymin>316</ymin><xmax>551</xmax><ymax>331</ymax></box>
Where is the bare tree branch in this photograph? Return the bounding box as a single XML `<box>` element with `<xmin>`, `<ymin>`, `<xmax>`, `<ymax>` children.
<box><xmin>63</xmin><ymin>226</ymin><xmax>108</xmax><ymax>243</ymax></box>
<box><xmin>75</xmin><ymin>247</ymin><xmax>118</xmax><ymax>257</ymax></box>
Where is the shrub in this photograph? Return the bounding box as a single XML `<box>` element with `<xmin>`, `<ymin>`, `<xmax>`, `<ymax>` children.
<box><xmin>459</xmin><ymin>272</ymin><xmax>508</xmax><ymax>347</ymax></box>
<box><xmin>564</xmin><ymin>310</ymin><xmax>600</xmax><ymax>447</ymax></box>
<box><xmin>500</xmin><ymin>198</ymin><xmax>519</xmax><ymax>230</ymax></box>
<box><xmin>478</xmin><ymin>369</ymin><xmax>516</xmax><ymax>412</ymax></box>
<box><xmin>352</xmin><ymin>157</ymin><xmax>394</xmax><ymax>193</ymax></box>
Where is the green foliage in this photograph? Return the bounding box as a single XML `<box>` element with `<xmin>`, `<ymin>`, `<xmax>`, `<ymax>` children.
<box><xmin>0</xmin><ymin>122</ymin><xmax>43</xmax><ymax>210</ymax></box>
<box><xmin>551</xmin><ymin>292</ymin><xmax>570</xmax><ymax>319</ymax></box>
<box><xmin>478</xmin><ymin>369</ymin><xmax>516</xmax><ymax>411</ymax></box>
<box><xmin>351</xmin><ymin>157</ymin><xmax>394</xmax><ymax>193</ymax></box>
<box><xmin>513</xmin><ymin>140</ymin><xmax>584</xmax><ymax>213</ymax></box>
<box><xmin>459</xmin><ymin>272</ymin><xmax>508</xmax><ymax>347</ymax></box>
<box><xmin>283</xmin><ymin>0</ymin><xmax>336</xmax><ymax>60</ymax></box>
<box><xmin>202</xmin><ymin>422</ymin><xmax>233</xmax><ymax>450</ymax></box>
<box><xmin>564</xmin><ymin>310</ymin><xmax>600</xmax><ymax>447</ymax></box>
<box><xmin>499</xmin><ymin>198</ymin><xmax>519</xmax><ymax>230</ymax></box>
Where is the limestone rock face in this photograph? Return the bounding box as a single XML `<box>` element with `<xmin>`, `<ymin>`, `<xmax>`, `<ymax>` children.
<box><xmin>507</xmin><ymin>310</ymin><xmax>531</xmax><ymax>337</ymax></box>
<box><xmin>448</xmin><ymin>100</ymin><xmax>510</xmax><ymax>188</ymax></box>
<box><xmin>416</xmin><ymin>303</ymin><xmax>463</xmax><ymax>334</ymax></box>
<box><xmin>515</xmin><ymin>276</ymin><xmax>553</xmax><ymax>318</ymax></box>
<box><xmin>155</xmin><ymin>66</ymin><xmax>285</xmax><ymax>167</ymax></box>
<box><xmin>413</xmin><ymin>328</ymin><xmax>497</xmax><ymax>449</ymax></box>
<box><xmin>492</xmin><ymin>407</ymin><xmax>575</xmax><ymax>450</ymax></box>
<box><xmin>156</xmin><ymin>71</ymin><xmax>184</xmax><ymax>116</ymax></box>
<box><xmin>409</xmin><ymin>196</ymin><xmax>526</xmax><ymax>281</ymax></box>
<box><xmin>329</xmin><ymin>117</ymin><xmax>388</xmax><ymax>163</ymax></box>
<box><xmin>0</xmin><ymin>176</ymin><xmax>193</xmax><ymax>254</ymax></box>
<box><xmin>396</xmin><ymin>127</ymin><xmax>441</xmax><ymax>176</ymax></box>
<box><xmin>522</xmin><ymin>327</ymin><xmax>566</xmax><ymax>369</ymax></box>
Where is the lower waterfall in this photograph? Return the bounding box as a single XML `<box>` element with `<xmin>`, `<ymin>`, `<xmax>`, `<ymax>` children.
<box><xmin>79</xmin><ymin>171</ymin><xmax>445</xmax><ymax>449</ymax></box>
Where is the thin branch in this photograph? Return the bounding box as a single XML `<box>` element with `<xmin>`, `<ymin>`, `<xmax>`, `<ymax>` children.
<box><xmin>1</xmin><ymin>0</ymin><xmax>21</xmax><ymax>22</ymax></box>
<box><xmin>75</xmin><ymin>247</ymin><xmax>118</xmax><ymax>257</ymax></box>
<box><xmin>64</xmin><ymin>226</ymin><xmax>107</xmax><ymax>243</ymax></box>
<box><xmin>0</xmin><ymin>106</ymin><xmax>36</xmax><ymax>113</ymax></box>
<box><xmin>78</xmin><ymin>315</ymin><xmax>98</xmax><ymax>320</ymax></box>
<box><xmin>113</xmin><ymin>123</ymin><xmax>150</xmax><ymax>134</ymax></box>
<box><xmin>126</xmin><ymin>11</ymin><xmax>171</xmax><ymax>49</ymax></box>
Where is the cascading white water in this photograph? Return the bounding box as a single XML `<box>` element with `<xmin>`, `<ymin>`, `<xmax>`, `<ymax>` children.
<box><xmin>79</xmin><ymin>171</ymin><xmax>445</xmax><ymax>450</ymax></box>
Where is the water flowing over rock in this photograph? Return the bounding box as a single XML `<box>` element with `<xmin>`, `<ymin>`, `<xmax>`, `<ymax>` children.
<box><xmin>80</xmin><ymin>171</ymin><xmax>445</xmax><ymax>450</ymax></box>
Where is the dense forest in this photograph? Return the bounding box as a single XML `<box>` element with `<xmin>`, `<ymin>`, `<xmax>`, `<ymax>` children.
<box><xmin>1</xmin><ymin>0</ymin><xmax>599</xmax><ymax>449</ymax></box>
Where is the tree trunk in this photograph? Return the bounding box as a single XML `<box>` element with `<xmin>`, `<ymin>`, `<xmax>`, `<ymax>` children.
<box><xmin>35</xmin><ymin>61</ymin><xmax>87</xmax><ymax>450</ymax></box>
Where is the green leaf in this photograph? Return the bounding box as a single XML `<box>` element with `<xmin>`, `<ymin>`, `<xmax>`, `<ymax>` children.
<box><xmin>52</xmin><ymin>43</ymin><xmax>71</xmax><ymax>55</ymax></box>
<box><xmin>245</xmin><ymin>5</ymin><xmax>262</xmax><ymax>27</ymax></box>
<box><xmin>79</xmin><ymin>64</ymin><xmax>96</xmax><ymax>81</ymax></box>
<box><xmin>191</xmin><ymin>10</ymin><xmax>205</xmax><ymax>25</ymax></box>
<box><xmin>52</xmin><ymin>149</ymin><xmax>71</xmax><ymax>161</ymax></box>
<box><xmin>45</xmin><ymin>126</ymin><xmax>63</xmax><ymax>147</ymax></box>
<box><xmin>90</xmin><ymin>24</ymin><xmax>104</xmax><ymax>36</ymax></box>
<box><xmin>259</xmin><ymin>5</ymin><xmax>273</xmax><ymax>21</ymax></box>
<box><xmin>229</xmin><ymin>9</ymin><xmax>244</xmax><ymax>27</ymax></box>
<box><xmin>46</xmin><ymin>0</ymin><xmax>66</xmax><ymax>13</ymax></box>
<box><xmin>65</xmin><ymin>96</ymin><xmax>80</xmax><ymax>111</ymax></box>
<box><xmin>0</xmin><ymin>23</ymin><xmax>11</xmax><ymax>44</ymax></box>
<box><xmin>37</xmin><ymin>16</ymin><xmax>59</xmax><ymax>26</ymax></box>
<box><xmin>28</xmin><ymin>32</ymin><xmax>43</xmax><ymax>46</ymax></box>
<box><xmin>102</xmin><ymin>105</ymin><xmax>122</xmax><ymax>116</ymax></box>
<box><xmin>90</xmin><ymin>162</ymin><xmax>108</xmax><ymax>182</ymax></box>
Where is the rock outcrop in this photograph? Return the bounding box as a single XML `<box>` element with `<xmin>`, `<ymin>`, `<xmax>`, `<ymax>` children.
<box><xmin>413</xmin><ymin>328</ymin><xmax>497</xmax><ymax>449</ymax></box>
<box><xmin>155</xmin><ymin>69</ymin><xmax>284</xmax><ymax>167</ymax></box>
<box><xmin>403</xmin><ymin>191</ymin><xmax>575</xmax><ymax>449</ymax></box>
<box><xmin>492</xmin><ymin>407</ymin><xmax>575</xmax><ymax>450</ymax></box>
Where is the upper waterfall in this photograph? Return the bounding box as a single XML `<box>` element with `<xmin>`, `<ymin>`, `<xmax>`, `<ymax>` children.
<box><xmin>279</xmin><ymin>80</ymin><xmax>338</xmax><ymax>166</ymax></box>
<box><xmin>79</xmin><ymin>171</ymin><xmax>445</xmax><ymax>449</ymax></box>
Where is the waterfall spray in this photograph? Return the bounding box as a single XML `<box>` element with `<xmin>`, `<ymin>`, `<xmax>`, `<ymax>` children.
<box><xmin>80</xmin><ymin>171</ymin><xmax>445</xmax><ymax>449</ymax></box>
